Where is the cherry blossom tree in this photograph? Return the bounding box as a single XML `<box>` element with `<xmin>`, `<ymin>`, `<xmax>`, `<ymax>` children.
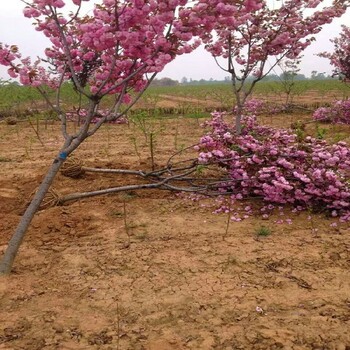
<box><xmin>2</xmin><ymin>0</ymin><xmax>348</xmax><ymax>274</ymax></box>
<box><xmin>191</xmin><ymin>0</ymin><xmax>349</xmax><ymax>133</ymax></box>
<box><xmin>320</xmin><ymin>24</ymin><xmax>350</xmax><ymax>82</ymax></box>
<box><xmin>0</xmin><ymin>0</ymin><xmax>201</xmax><ymax>274</ymax></box>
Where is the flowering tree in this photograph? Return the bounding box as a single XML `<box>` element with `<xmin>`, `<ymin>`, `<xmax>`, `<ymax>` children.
<box><xmin>191</xmin><ymin>0</ymin><xmax>349</xmax><ymax>133</ymax></box>
<box><xmin>0</xmin><ymin>0</ymin><xmax>200</xmax><ymax>274</ymax></box>
<box><xmin>320</xmin><ymin>24</ymin><xmax>350</xmax><ymax>82</ymax></box>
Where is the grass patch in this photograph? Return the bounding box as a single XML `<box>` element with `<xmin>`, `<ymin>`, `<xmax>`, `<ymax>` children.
<box><xmin>0</xmin><ymin>156</ymin><xmax>11</xmax><ymax>162</ymax></box>
<box><xmin>255</xmin><ymin>226</ymin><xmax>271</xmax><ymax>237</ymax></box>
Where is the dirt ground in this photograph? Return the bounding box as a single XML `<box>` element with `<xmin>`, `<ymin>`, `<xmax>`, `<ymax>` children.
<box><xmin>0</xmin><ymin>110</ymin><xmax>350</xmax><ymax>350</ymax></box>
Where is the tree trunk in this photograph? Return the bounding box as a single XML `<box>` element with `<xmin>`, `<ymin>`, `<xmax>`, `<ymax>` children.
<box><xmin>235</xmin><ymin>111</ymin><xmax>242</xmax><ymax>135</ymax></box>
<box><xmin>232</xmin><ymin>84</ymin><xmax>243</xmax><ymax>135</ymax></box>
<box><xmin>0</xmin><ymin>156</ymin><xmax>65</xmax><ymax>275</ymax></box>
<box><xmin>234</xmin><ymin>100</ymin><xmax>243</xmax><ymax>135</ymax></box>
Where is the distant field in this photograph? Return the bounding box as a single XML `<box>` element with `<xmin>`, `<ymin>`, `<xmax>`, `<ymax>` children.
<box><xmin>1</xmin><ymin>79</ymin><xmax>349</xmax><ymax>119</ymax></box>
<box><xmin>146</xmin><ymin>79</ymin><xmax>350</xmax><ymax>98</ymax></box>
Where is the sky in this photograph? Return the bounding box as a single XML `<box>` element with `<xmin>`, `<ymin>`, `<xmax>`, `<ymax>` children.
<box><xmin>0</xmin><ymin>1</ymin><xmax>349</xmax><ymax>82</ymax></box>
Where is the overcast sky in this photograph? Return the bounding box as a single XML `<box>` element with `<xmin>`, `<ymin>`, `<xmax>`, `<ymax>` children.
<box><xmin>0</xmin><ymin>1</ymin><xmax>349</xmax><ymax>82</ymax></box>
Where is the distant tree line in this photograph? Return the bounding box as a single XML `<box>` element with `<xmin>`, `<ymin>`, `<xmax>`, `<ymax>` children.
<box><xmin>151</xmin><ymin>71</ymin><xmax>335</xmax><ymax>87</ymax></box>
<box><xmin>0</xmin><ymin>71</ymin><xmax>335</xmax><ymax>89</ymax></box>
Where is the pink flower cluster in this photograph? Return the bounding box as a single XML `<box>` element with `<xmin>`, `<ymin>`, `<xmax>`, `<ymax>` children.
<box><xmin>1</xmin><ymin>0</ymin><xmax>201</xmax><ymax>94</ymax></box>
<box><xmin>0</xmin><ymin>44</ymin><xmax>57</xmax><ymax>87</ymax></box>
<box><xmin>313</xmin><ymin>99</ymin><xmax>350</xmax><ymax>125</ymax></box>
<box><xmin>192</xmin><ymin>0</ymin><xmax>348</xmax><ymax>81</ymax></box>
<box><xmin>319</xmin><ymin>25</ymin><xmax>350</xmax><ymax>82</ymax></box>
<box><xmin>196</xmin><ymin>112</ymin><xmax>350</xmax><ymax>221</ymax></box>
<box><xmin>234</xmin><ymin>98</ymin><xmax>283</xmax><ymax>116</ymax></box>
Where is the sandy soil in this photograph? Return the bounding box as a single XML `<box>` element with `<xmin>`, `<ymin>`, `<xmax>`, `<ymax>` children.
<box><xmin>0</xmin><ymin>112</ymin><xmax>350</xmax><ymax>350</ymax></box>
<box><xmin>254</xmin><ymin>89</ymin><xmax>348</xmax><ymax>106</ymax></box>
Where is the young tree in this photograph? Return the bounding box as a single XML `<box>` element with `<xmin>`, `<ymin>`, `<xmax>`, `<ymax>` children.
<box><xmin>319</xmin><ymin>25</ymin><xmax>350</xmax><ymax>83</ymax></box>
<box><xmin>191</xmin><ymin>0</ymin><xmax>349</xmax><ymax>133</ymax></box>
<box><xmin>277</xmin><ymin>57</ymin><xmax>302</xmax><ymax>106</ymax></box>
<box><xmin>0</xmin><ymin>0</ymin><xmax>200</xmax><ymax>274</ymax></box>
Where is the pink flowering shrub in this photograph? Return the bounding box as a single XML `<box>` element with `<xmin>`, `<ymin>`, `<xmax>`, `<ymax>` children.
<box><xmin>235</xmin><ymin>99</ymin><xmax>265</xmax><ymax>115</ymax></box>
<box><xmin>313</xmin><ymin>99</ymin><xmax>350</xmax><ymax>125</ymax></box>
<box><xmin>65</xmin><ymin>109</ymin><xmax>128</xmax><ymax>124</ymax></box>
<box><xmin>196</xmin><ymin>112</ymin><xmax>350</xmax><ymax>221</ymax></box>
<box><xmin>234</xmin><ymin>98</ymin><xmax>283</xmax><ymax>116</ymax></box>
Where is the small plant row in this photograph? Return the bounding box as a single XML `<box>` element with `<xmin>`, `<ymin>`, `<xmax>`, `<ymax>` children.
<box><xmin>235</xmin><ymin>98</ymin><xmax>322</xmax><ymax>116</ymax></box>
<box><xmin>129</xmin><ymin>106</ymin><xmax>224</xmax><ymax>116</ymax></box>
<box><xmin>195</xmin><ymin>112</ymin><xmax>350</xmax><ymax>222</ymax></box>
<box><xmin>65</xmin><ymin>109</ymin><xmax>128</xmax><ymax>124</ymax></box>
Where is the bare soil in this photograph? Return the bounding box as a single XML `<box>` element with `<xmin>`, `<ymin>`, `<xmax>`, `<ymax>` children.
<box><xmin>0</xmin><ymin>112</ymin><xmax>350</xmax><ymax>350</ymax></box>
<box><xmin>254</xmin><ymin>89</ymin><xmax>348</xmax><ymax>106</ymax></box>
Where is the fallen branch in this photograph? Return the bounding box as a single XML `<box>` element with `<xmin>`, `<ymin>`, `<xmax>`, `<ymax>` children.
<box><xmin>59</xmin><ymin>182</ymin><xmax>163</xmax><ymax>203</ymax></box>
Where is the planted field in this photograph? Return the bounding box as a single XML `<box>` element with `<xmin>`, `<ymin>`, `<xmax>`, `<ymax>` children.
<box><xmin>0</xmin><ymin>105</ymin><xmax>349</xmax><ymax>349</ymax></box>
<box><xmin>1</xmin><ymin>79</ymin><xmax>349</xmax><ymax>121</ymax></box>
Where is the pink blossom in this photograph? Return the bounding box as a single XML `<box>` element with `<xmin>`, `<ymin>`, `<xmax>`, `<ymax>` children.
<box><xmin>196</xmin><ymin>111</ymin><xmax>350</xmax><ymax>221</ymax></box>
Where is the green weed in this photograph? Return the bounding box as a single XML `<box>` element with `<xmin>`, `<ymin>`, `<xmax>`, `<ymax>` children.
<box><xmin>0</xmin><ymin>156</ymin><xmax>11</xmax><ymax>162</ymax></box>
<box><xmin>316</xmin><ymin>125</ymin><xmax>327</xmax><ymax>139</ymax></box>
<box><xmin>255</xmin><ymin>226</ymin><xmax>271</xmax><ymax>237</ymax></box>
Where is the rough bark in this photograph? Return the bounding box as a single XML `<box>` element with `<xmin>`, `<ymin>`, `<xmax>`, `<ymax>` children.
<box><xmin>0</xmin><ymin>156</ymin><xmax>65</xmax><ymax>275</ymax></box>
